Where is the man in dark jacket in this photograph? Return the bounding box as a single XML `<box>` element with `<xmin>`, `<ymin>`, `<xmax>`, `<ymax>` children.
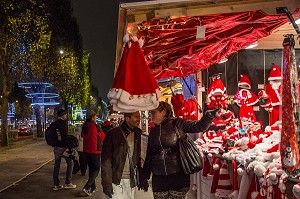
<box><xmin>101</xmin><ymin>111</ymin><xmax>145</xmax><ymax>199</ymax></box>
<box><xmin>52</xmin><ymin>109</ymin><xmax>76</xmax><ymax>191</ymax></box>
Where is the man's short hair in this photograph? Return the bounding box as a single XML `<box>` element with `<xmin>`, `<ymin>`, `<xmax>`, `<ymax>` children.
<box><xmin>124</xmin><ymin>112</ymin><xmax>134</xmax><ymax>119</ymax></box>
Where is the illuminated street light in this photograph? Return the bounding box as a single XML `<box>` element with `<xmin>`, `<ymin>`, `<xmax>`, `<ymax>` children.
<box><xmin>59</xmin><ymin>50</ymin><xmax>64</xmax><ymax>55</ymax></box>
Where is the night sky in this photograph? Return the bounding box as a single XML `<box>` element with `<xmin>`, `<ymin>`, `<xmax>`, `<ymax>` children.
<box><xmin>72</xmin><ymin>0</ymin><xmax>148</xmax><ymax>101</ymax></box>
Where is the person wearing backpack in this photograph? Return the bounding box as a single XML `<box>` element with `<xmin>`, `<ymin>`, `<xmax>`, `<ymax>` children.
<box><xmin>51</xmin><ymin>109</ymin><xmax>76</xmax><ymax>191</ymax></box>
<box><xmin>82</xmin><ymin>110</ymin><xmax>106</xmax><ymax>196</ymax></box>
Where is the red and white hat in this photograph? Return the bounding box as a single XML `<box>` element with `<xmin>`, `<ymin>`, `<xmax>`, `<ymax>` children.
<box><xmin>215</xmin><ymin>162</ymin><xmax>233</xmax><ymax>197</ymax></box>
<box><xmin>268</xmin><ymin>65</ymin><xmax>282</xmax><ymax>81</ymax></box>
<box><xmin>210</xmin><ymin>158</ymin><xmax>221</xmax><ymax>195</ymax></box>
<box><xmin>247</xmin><ymin>174</ymin><xmax>260</xmax><ymax>199</ymax></box>
<box><xmin>107</xmin><ymin>40</ymin><xmax>162</xmax><ymax>112</ymax></box>
<box><xmin>238</xmin><ymin>74</ymin><xmax>251</xmax><ymax>89</ymax></box>
<box><xmin>207</xmin><ymin>78</ymin><xmax>226</xmax><ymax>97</ymax></box>
<box><xmin>202</xmin><ymin>155</ymin><xmax>211</xmax><ymax>177</ymax></box>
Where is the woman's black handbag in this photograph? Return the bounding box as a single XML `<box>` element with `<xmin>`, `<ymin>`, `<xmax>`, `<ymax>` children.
<box><xmin>175</xmin><ymin>126</ymin><xmax>203</xmax><ymax>175</ymax></box>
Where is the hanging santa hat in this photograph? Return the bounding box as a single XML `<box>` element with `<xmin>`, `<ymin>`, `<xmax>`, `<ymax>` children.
<box><xmin>107</xmin><ymin>40</ymin><xmax>162</xmax><ymax>112</ymax></box>
<box><xmin>202</xmin><ymin>155</ymin><xmax>211</xmax><ymax>177</ymax></box>
<box><xmin>268</xmin><ymin>65</ymin><xmax>282</xmax><ymax>81</ymax></box>
<box><xmin>207</xmin><ymin>78</ymin><xmax>226</xmax><ymax>97</ymax></box>
<box><xmin>215</xmin><ymin>162</ymin><xmax>233</xmax><ymax>198</ymax></box>
<box><xmin>171</xmin><ymin>94</ymin><xmax>185</xmax><ymax>117</ymax></box>
<box><xmin>210</xmin><ymin>158</ymin><xmax>221</xmax><ymax>196</ymax></box>
<box><xmin>228</xmin><ymin>160</ymin><xmax>239</xmax><ymax>198</ymax></box>
<box><xmin>238</xmin><ymin>74</ymin><xmax>251</xmax><ymax>89</ymax></box>
<box><xmin>246</xmin><ymin>173</ymin><xmax>260</xmax><ymax>199</ymax></box>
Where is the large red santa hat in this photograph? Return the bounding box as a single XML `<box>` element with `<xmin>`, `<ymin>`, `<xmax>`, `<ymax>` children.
<box><xmin>268</xmin><ymin>65</ymin><xmax>282</xmax><ymax>81</ymax></box>
<box><xmin>107</xmin><ymin>39</ymin><xmax>162</xmax><ymax>112</ymax></box>
<box><xmin>238</xmin><ymin>74</ymin><xmax>251</xmax><ymax>89</ymax></box>
<box><xmin>215</xmin><ymin>162</ymin><xmax>233</xmax><ymax>198</ymax></box>
<box><xmin>202</xmin><ymin>155</ymin><xmax>211</xmax><ymax>177</ymax></box>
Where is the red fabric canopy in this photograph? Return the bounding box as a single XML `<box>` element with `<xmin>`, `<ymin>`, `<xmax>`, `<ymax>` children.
<box><xmin>137</xmin><ymin>8</ymin><xmax>300</xmax><ymax>79</ymax></box>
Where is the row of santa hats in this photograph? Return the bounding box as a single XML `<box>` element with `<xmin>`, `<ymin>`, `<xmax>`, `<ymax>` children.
<box><xmin>201</xmin><ymin>155</ymin><xmax>300</xmax><ymax>199</ymax></box>
<box><xmin>171</xmin><ymin>94</ymin><xmax>199</xmax><ymax>120</ymax></box>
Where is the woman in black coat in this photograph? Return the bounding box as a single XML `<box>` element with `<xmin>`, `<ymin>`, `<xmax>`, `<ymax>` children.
<box><xmin>143</xmin><ymin>101</ymin><xmax>218</xmax><ymax>199</ymax></box>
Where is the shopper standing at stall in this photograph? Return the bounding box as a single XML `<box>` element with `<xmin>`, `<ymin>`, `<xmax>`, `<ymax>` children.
<box><xmin>82</xmin><ymin>110</ymin><xmax>106</xmax><ymax>196</ymax></box>
<box><xmin>143</xmin><ymin>101</ymin><xmax>218</xmax><ymax>199</ymax></box>
<box><xmin>51</xmin><ymin>109</ymin><xmax>76</xmax><ymax>191</ymax></box>
<box><xmin>101</xmin><ymin>111</ymin><xmax>147</xmax><ymax>199</ymax></box>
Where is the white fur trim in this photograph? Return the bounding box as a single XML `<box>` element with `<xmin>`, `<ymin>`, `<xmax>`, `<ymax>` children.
<box><xmin>213</xmin><ymin>164</ymin><xmax>220</xmax><ymax>170</ymax></box>
<box><xmin>228</xmin><ymin>190</ymin><xmax>239</xmax><ymax>199</ymax></box>
<box><xmin>215</xmin><ymin>189</ymin><xmax>233</xmax><ymax>197</ymax></box>
<box><xmin>251</xmin><ymin>191</ymin><xmax>259</xmax><ymax>199</ymax></box>
<box><xmin>268</xmin><ymin>77</ymin><xmax>282</xmax><ymax>81</ymax></box>
<box><xmin>108</xmin><ymin>88</ymin><xmax>162</xmax><ymax>111</ymax></box>
<box><xmin>238</xmin><ymin>83</ymin><xmax>251</xmax><ymax>89</ymax></box>
<box><xmin>254</xmin><ymin>164</ymin><xmax>267</xmax><ymax>176</ymax></box>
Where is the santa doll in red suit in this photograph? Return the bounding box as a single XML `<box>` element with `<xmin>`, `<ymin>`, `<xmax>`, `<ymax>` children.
<box><xmin>265</xmin><ymin>65</ymin><xmax>282</xmax><ymax>125</ymax></box>
<box><xmin>206</xmin><ymin>75</ymin><xmax>228</xmax><ymax>109</ymax></box>
<box><xmin>234</xmin><ymin>74</ymin><xmax>258</xmax><ymax>107</ymax></box>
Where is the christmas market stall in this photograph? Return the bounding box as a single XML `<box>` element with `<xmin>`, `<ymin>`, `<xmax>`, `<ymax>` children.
<box><xmin>109</xmin><ymin>0</ymin><xmax>300</xmax><ymax>198</ymax></box>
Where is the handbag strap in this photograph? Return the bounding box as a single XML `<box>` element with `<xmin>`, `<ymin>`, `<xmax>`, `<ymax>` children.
<box><xmin>119</xmin><ymin>127</ymin><xmax>135</xmax><ymax>167</ymax></box>
<box><xmin>174</xmin><ymin>125</ymin><xmax>181</xmax><ymax>139</ymax></box>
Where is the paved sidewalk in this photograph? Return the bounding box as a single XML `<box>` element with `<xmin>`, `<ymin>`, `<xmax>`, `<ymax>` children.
<box><xmin>0</xmin><ymin>138</ymin><xmax>154</xmax><ymax>199</ymax></box>
<box><xmin>0</xmin><ymin>138</ymin><xmax>196</xmax><ymax>199</ymax></box>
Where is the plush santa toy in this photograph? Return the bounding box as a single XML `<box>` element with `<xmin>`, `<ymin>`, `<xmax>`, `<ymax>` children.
<box><xmin>206</xmin><ymin>76</ymin><xmax>228</xmax><ymax>109</ymax></box>
<box><xmin>234</xmin><ymin>74</ymin><xmax>258</xmax><ymax>107</ymax></box>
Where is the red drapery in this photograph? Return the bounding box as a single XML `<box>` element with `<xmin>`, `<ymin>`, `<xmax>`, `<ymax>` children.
<box><xmin>137</xmin><ymin>8</ymin><xmax>300</xmax><ymax>79</ymax></box>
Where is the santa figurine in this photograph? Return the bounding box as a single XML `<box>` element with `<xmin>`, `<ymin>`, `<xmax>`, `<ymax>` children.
<box><xmin>206</xmin><ymin>74</ymin><xmax>228</xmax><ymax>109</ymax></box>
<box><xmin>265</xmin><ymin>65</ymin><xmax>282</xmax><ymax>125</ymax></box>
<box><xmin>234</xmin><ymin>74</ymin><xmax>258</xmax><ymax>107</ymax></box>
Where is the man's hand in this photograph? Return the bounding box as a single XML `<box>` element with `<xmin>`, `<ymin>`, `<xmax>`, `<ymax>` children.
<box><xmin>137</xmin><ymin>180</ymin><xmax>149</xmax><ymax>192</ymax></box>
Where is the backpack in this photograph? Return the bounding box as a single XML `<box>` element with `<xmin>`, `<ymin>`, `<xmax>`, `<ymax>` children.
<box><xmin>45</xmin><ymin>122</ymin><xmax>58</xmax><ymax>146</ymax></box>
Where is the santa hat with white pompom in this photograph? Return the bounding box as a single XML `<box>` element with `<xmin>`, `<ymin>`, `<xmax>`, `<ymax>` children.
<box><xmin>215</xmin><ymin>162</ymin><xmax>233</xmax><ymax>198</ymax></box>
<box><xmin>107</xmin><ymin>36</ymin><xmax>162</xmax><ymax>112</ymax></box>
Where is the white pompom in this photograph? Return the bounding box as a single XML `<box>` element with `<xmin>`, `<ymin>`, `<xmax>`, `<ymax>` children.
<box><xmin>269</xmin><ymin>173</ymin><xmax>277</xmax><ymax>181</ymax></box>
<box><xmin>251</xmin><ymin>191</ymin><xmax>259</xmax><ymax>199</ymax></box>
<box><xmin>237</xmin><ymin>168</ymin><xmax>244</xmax><ymax>175</ymax></box>
<box><xmin>138</xmin><ymin>37</ymin><xmax>144</xmax><ymax>48</ymax></box>
<box><xmin>123</xmin><ymin>34</ymin><xmax>130</xmax><ymax>43</ymax></box>
<box><xmin>132</xmin><ymin>36</ymin><xmax>138</xmax><ymax>42</ymax></box>
<box><xmin>213</xmin><ymin>163</ymin><xmax>220</xmax><ymax>170</ymax></box>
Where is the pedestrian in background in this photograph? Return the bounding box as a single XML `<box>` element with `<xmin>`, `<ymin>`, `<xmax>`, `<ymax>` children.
<box><xmin>143</xmin><ymin>101</ymin><xmax>219</xmax><ymax>199</ymax></box>
<box><xmin>82</xmin><ymin>110</ymin><xmax>106</xmax><ymax>196</ymax></box>
<box><xmin>101</xmin><ymin>111</ymin><xmax>147</xmax><ymax>199</ymax></box>
<box><xmin>73</xmin><ymin>132</ymin><xmax>87</xmax><ymax>176</ymax></box>
<box><xmin>102</xmin><ymin>120</ymin><xmax>113</xmax><ymax>135</ymax></box>
<box><xmin>52</xmin><ymin>109</ymin><xmax>76</xmax><ymax>191</ymax></box>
